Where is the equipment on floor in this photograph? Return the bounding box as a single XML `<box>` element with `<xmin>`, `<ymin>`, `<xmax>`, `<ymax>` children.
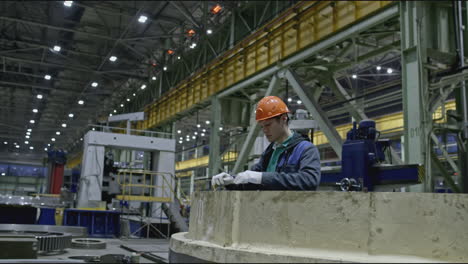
<box><xmin>46</xmin><ymin>149</ymin><xmax>67</xmax><ymax>194</ymax></box>
<box><xmin>321</xmin><ymin>119</ymin><xmax>422</xmax><ymax>191</ymax></box>
<box><xmin>0</xmin><ymin>224</ymin><xmax>86</xmax><ymax>255</ymax></box>
<box><xmin>71</xmin><ymin>238</ymin><xmax>107</xmax><ymax>249</ymax></box>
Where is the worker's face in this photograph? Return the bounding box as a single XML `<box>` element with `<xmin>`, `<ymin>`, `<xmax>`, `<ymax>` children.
<box><xmin>259</xmin><ymin>115</ymin><xmax>287</xmax><ymax>143</ymax></box>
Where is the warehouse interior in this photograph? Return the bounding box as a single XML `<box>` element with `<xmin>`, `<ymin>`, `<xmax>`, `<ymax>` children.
<box><xmin>0</xmin><ymin>1</ymin><xmax>468</xmax><ymax>263</ymax></box>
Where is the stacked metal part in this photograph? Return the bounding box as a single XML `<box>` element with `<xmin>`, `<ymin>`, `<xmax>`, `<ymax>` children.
<box><xmin>0</xmin><ymin>224</ymin><xmax>86</xmax><ymax>254</ymax></box>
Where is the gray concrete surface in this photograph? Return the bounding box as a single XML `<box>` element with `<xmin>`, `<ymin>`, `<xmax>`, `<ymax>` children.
<box><xmin>171</xmin><ymin>191</ymin><xmax>468</xmax><ymax>263</ymax></box>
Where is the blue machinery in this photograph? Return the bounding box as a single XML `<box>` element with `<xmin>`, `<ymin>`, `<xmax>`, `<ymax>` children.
<box><xmin>321</xmin><ymin>120</ymin><xmax>422</xmax><ymax>191</ymax></box>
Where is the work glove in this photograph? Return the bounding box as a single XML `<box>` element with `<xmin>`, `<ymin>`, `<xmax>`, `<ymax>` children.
<box><xmin>233</xmin><ymin>170</ymin><xmax>262</xmax><ymax>185</ymax></box>
<box><xmin>211</xmin><ymin>172</ymin><xmax>234</xmax><ymax>188</ymax></box>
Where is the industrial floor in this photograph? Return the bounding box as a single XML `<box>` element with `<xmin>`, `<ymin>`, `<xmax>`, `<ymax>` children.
<box><xmin>40</xmin><ymin>238</ymin><xmax>169</xmax><ymax>263</ymax></box>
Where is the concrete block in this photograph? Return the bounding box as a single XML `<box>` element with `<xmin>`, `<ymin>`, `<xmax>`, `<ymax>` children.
<box><xmin>173</xmin><ymin>191</ymin><xmax>468</xmax><ymax>263</ymax></box>
<box><xmin>369</xmin><ymin>193</ymin><xmax>468</xmax><ymax>262</ymax></box>
<box><xmin>236</xmin><ymin>191</ymin><xmax>370</xmax><ymax>252</ymax></box>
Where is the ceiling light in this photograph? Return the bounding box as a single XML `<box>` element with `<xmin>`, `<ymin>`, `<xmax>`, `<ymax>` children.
<box><xmin>3</xmin><ymin>141</ymin><xmax>7</xmax><ymax>144</ymax></box>
<box><xmin>206</xmin><ymin>29</ymin><xmax>213</xmax><ymax>35</ymax></box>
<box><xmin>192</xmin><ymin>136</ymin><xmax>196</xmax><ymax>139</ymax></box>
<box><xmin>30</xmin><ymin>120</ymin><xmax>35</xmax><ymax>124</ymax></box>
<box><xmin>51</xmin><ymin>138</ymin><xmax>56</xmax><ymax>142</ymax></box>
<box><xmin>29</xmin><ymin>146</ymin><xmax>34</xmax><ymax>150</ymax></box>
<box><xmin>387</xmin><ymin>68</ymin><xmax>393</xmax><ymax>74</ymax></box>
<box><xmin>63</xmin><ymin>1</ymin><xmax>73</xmax><ymax>7</ymax></box>
<box><xmin>26</xmin><ymin>132</ymin><xmax>30</xmax><ymax>135</ymax></box>
<box><xmin>109</xmin><ymin>113</ymin><xmax>113</xmax><ymax>117</ymax></box>
<box><xmin>141</xmin><ymin>84</ymin><xmax>146</xmax><ymax>90</ymax></box>
<box><xmin>190</xmin><ymin>43</ymin><xmax>197</xmax><ymax>49</ymax></box>
<box><xmin>32</xmin><ymin>109</ymin><xmax>38</xmax><ymax>113</ymax></box>
<box><xmin>297</xmin><ymin>100</ymin><xmax>302</xmax><ymax>104</ymax></box>
<box><xmin>109</xmin><ymin>56</ymin><xmax>117</xmax><ymax>62</ymax></box>
<box><xmin>15</xmin><ymin>145</ymin><xmax>19</xmax><ymax>149</ymax></box>
<box><xmin>126</xmin><ymin>98</ymin><xmax>130</xmax><ymax>102</ymax></box>
<box><xmin>61</xmin><ymin>123</ymin><xmax>67</xmax><ymax>128</ymax></box>
<box><xmin>44</xmin><ymin>74</ymin><xmax>51</xmax><ymax>80</ymax></box>
<box><xmin>133</xmin><ymin>93</ymin><xmax>136</xmax><ymax>97</ymax></box>
<box><xmin>177</xmin><ymin>130</ymin><xmax>181</xmax><ymax>134</ymax></box>
<box><xmin>138</xmin><ymin>15</ymin><xmax>148</xmax><ymax>23</ymax></box>
<box><xmin>205</xmin><ymin>120</ymin><xmax>210</xmax><ymax>125</ymax></box>
<box><xmin>177</xmin><ymin>56</ymin><xmax>181</xmax><ymax>60</ymax></box>
<box><xmin>287</xmin><ymin>98</ymin><xmax>292</xmax><ymax>102</ymax></box>
<box><xmin>186</xmin><ymin>138</ymin><xmax>190</xmax><ymax>142</ymax></box>
<box><xmin>113</xmin><ymin>110</ymin><xmax>117</xmax><ymax>113</ymax></box>
<box><xmin>197</xmin><ymin>124</ymin><xmax>201</xmax><ymax>128</ymax></box>
<box><xmin>202</xmin><ymin>129</ymin><xmax>206</xmax><ymax>132</ymax></box>
<box><xmin>219</xmin><ymin>127</ymin><xmax>223</xmax><ymax>131</ymax></box>
<box><xmin>47</xmin><ymin>143</ymin><xmax>50</xmax><ymax>146</ymax></box>
<box><xmin>37</xmin><ymin>94</ymin><xmax>43</xmax><ymax>99</ymax></box>
<box><xmin>201</xmin><ymin>133</ymin><xmax>205</xmax><ymax>137</ymax></box>
<box><xmin>24</xmin><ymin>141</ymin><xmax>29</xmax><ymax>144</ymax></box>
<box><xmin>27</xmin><ymin>129</ymin><xmax>32</xmax><ymax>132</ymax></box>
<box><xmin>53</xmin><ymin>45</ymin><xmax>61</xmax><ymax>52</ymax></box>
<box><xmin>25</xmin><ymin>135</ymin><xmax>30</xmax><ymax>139</ymax></box>
<box><xmin>68</xmin><ymin>113</ymin><xmax>74</xmax><ymax>118</ymax></box>
<box><xmin>163</xmin><ymin>66</ymin><xmax>167</xmax><ymax>71</ymax></box>
<box><xmin>80</xmin><ymin>138</ymin><xmax>82</xmax><ymax>141</ymax></box>
<box><xmin>194</xmin><ymin>132</ymin><xmax>198</xmax><ymax>135</ymax></box>
<box><xmin>376</xmin><ymin>66</ymin><xmax>382</xmax><ymax>71</ymax></box>
<box><xmin>91</xmin><ymin>82</ymin><xmax>98</xmax><ymax>87</ymax></box>
<box><xmin>56</xmin><ymin>131</ymin><xmax>61</xmax><ymax>135</ymax></box>
<box><xmin>352</xmin><ymin>74</ymin><xmax>357</xmax><ymax>79</ymax></box>
<box><xmin>78</xmin><ymin>100</ymin><xmax>84</xmax><ymax>105</ymax></box>
<box><xmin>120</xmin><ymin>104</ymin><xmax>124</xmax><ymax>108</ymax></box>
<box><xmin>44</xmin><ymin>148</ymin><xmax>48</xmax><ymax>151</ymax></box>
<box><xmin>152</xmin><ymin>76</ymin><xmax>157</xmax><ymax>80</ymax></box>
<box><xmin>179</xmin><ymin>141</ymin><xmax>183</xmax><ymax>144</ymax></box>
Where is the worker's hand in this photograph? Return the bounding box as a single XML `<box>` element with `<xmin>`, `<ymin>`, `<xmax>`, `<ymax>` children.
<box><xmin>211</xmin><ymin>172</ymin><xmax>234</xmax><ymax>188</ymax></box>
<box><xmin>234</xmin><ymin>170</ymin><xmax>262</xmax><ymax>185</ymax></box>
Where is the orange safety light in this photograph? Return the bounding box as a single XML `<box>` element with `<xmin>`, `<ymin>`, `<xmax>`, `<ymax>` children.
<box><xmin>210</xmin><ymin>4</ymin><xmax>222</xmax><ymax>14</ymax></box>
<box><xmin>187</xmin><ymin>29</ymin><xmax>196</xmax><ymax>37</ymax></box>
<box><xmin>167</xmin><ymin>49</ymin><xmax>175</xmax><ymax>55</ymax></box>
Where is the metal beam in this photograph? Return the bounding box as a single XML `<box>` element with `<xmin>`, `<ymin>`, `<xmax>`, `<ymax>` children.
<box><xmin>208</xmin><ymin>96</ymin><xmax>222</xmax><ymax>176</ymax></box>
<box><xmin>0</xmin><ymin>16</ymin><xmax>116</xmax><ymax>41</ymax></box>
<box><xmin>217</xmin><ymin>5</ymin><xmax>399</xmax><ymax>99</ymax></box>
<box><xmin>401</xmin><ymin>1</ymin><xmax>430</xmax><ymax>191</ymax></box>
<box><xmin>286</xmin><ymin>69</ymin><xmax>343</xmax><ymax>158</ymax></box>
<box><xmin>430</xmin><ymin>132</ymin><xmax>459</xmax><ymax>175</ymax></box>
<box><xmin>169</xmin><ymin>2</ymin><xmax>200</xmax><ymax>28</ymax></box>
<box><xmin>232</xmin><ymin>75</ymin><xmax>280</xmax><ymax>174</ymax></box>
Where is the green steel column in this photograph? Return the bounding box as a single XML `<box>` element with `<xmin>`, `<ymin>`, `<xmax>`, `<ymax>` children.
<box><xmin>400</xmin><ymin>1</ymin><xmax>430</xmax><ymax>191</ymax></box>
<box><xmin>208</xmin><ymin>96</ymin><xmax>222</xmax><ymax>177</ymax></box>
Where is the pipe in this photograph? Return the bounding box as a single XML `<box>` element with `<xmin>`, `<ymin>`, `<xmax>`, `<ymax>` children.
<box><xmin>457</xmin><ymin>0</ymin><xmax>468</xmax><ymax>138</ymax></box>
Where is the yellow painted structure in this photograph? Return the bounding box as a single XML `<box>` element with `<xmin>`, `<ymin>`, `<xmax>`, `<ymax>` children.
<box><xmin>175</xmin><ymin>101</ymin><xmax>456</xmax><ymax>172</ymax></box>
<box><xmin>137</xmin><ymin>1</ymin><xmax>394</xmax><ymax>130</ymax></box>
<box><xmin>116</xmin><ymin>169</ymin><xmax>175</xmax><ymax>203</ymax></box>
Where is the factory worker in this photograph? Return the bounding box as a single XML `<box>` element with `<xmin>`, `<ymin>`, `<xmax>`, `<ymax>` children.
<box><xmin>212</xmin><ymin>96</ymin><xmax>321</xmax><ymax>190</ymax></box>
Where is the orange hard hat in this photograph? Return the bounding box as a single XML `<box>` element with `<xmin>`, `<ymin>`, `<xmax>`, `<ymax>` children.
<box><xmin>255</xmin><ymin>96</ymin><xmax>290</xmax><ymax>121</ymax></box>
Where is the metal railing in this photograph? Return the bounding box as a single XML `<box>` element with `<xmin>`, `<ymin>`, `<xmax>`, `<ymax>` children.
<box><xmin>87</xmin><ymin>124</ymin><xmax>173</xmax><ymax>139</ymax></box>
<box><xmin>116</xmin><ymin>169</ymin><xmax>176</xmax><ymax>203</ymax></box>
